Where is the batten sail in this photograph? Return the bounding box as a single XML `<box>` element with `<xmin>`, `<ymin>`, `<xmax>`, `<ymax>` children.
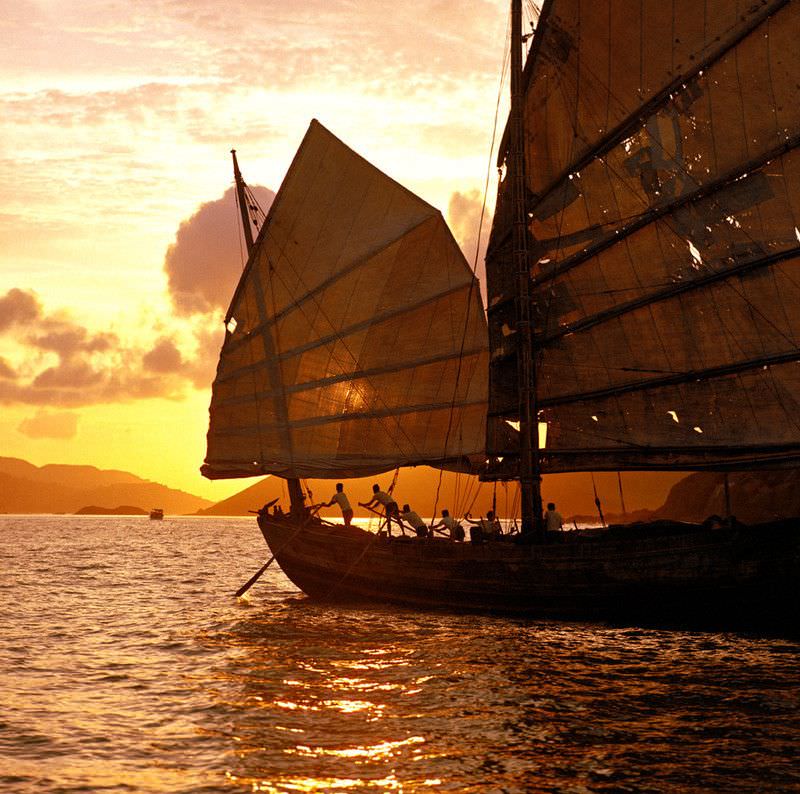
<box><xmin>487</xmin><ymin>0</ymin><xmax>800</xmax><ymax>473</ymax></box>
<box><xmin>203</xmin><ymin>120</ymin><xmax>488</xmax><ymax>480</ymax></box>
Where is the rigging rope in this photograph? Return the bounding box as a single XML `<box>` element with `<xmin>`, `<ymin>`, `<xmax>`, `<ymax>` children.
<box><xmin>433</xmin><ymin>10</ymin><xmax>511</xmax><ymax>522</ymax></box>
<box><xmin>590</xmin><ymin>473</ymin><xmax>606</xmax><ymax>528</ymax></box>
<box><xmin>617</xmin><ymin>471</ymin><xmax>627</xmax><ymax>516</ymax></box>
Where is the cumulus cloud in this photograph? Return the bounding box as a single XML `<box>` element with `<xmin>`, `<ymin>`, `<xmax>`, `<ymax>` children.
<box><xmin>17</xmin><ymin>409</ymin><xmax>79</xmax><ymax>440</ymax></box>
<box><xmin>0</xmin><ymin>288</ymin><xmax>41</xmax><ymax>331</ymax></box>
<box><xmin>29</xmin><ymin>325</ymin><xmax>116</xmax><ymax>358</ymax></box>
<box><xmin>143</xmin><ymin>337</ymin><xmax>183</xmax><ymax>373</ymax></box>
<box><xmin>164</xmin><ymin>185</ymin><xmax>275</xmax><ymax>316</ymax></box>
<box><xmin>447</xmin><ymin>189</ymin><xmax>492</xmax><ymax>298</ymax></box>
<box><xmin>0</xmin><ymin>357</ymin><xmax>16</xmax><ymax>379</ymax></box>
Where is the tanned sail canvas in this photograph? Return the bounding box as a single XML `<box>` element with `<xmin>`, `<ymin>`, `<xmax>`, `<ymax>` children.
<box><xmin>203</xmin><ymin>121</ymin><xmax>488</xmax><ymax>481</ymax></box>
<box><xmin>486</xmin><ymin>0</ymin><xmax>800</xmax><ymax>473</ymax></box>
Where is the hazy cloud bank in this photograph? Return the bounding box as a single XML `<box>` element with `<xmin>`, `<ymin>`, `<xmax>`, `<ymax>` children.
<box><xmin>0</xmin><ymin>285</ymin><xmax>222</xmax><ymax>408</ymax></box>
<box><xmin>17</xmin><ymin>409</ymin><xmax>80</xmax><ymax>440</ymax></box>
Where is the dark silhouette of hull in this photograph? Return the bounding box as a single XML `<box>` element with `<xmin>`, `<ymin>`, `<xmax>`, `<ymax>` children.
<box><xmin>257</xmin><ymin>515</ymin><xmax>800</xmax><ymax>629</ymax></box>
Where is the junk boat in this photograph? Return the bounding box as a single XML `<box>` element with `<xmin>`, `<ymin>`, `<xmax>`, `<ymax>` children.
<box><xmin>202</xmin><ymin>0</ymin><xmax>800</xmax><ymax>627</ymax></box>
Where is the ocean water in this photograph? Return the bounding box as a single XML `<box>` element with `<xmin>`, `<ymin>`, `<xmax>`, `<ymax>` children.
<box><xmin>1</xmin><ymin>515</ymin><xmax>799</xmax><ymax>794</ymax></box>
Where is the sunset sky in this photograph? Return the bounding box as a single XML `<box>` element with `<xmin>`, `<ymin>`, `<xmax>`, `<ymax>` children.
<box><xmin>0</xmin><ymin>0</ymin><xmax>517</xmax><ymax>500</ymax></box>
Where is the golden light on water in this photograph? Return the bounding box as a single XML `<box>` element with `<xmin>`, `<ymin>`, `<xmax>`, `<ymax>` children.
<box><xmin>288</xmin><ymin>736</ymin><xmax>425</xmax><ymax>760</ymax></box>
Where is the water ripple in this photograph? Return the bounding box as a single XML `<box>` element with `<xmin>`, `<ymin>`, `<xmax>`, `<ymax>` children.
<box><xmin>1</xmin><ymin>516</ymin><xmax>799</xmax><ymax>793</ymax></box>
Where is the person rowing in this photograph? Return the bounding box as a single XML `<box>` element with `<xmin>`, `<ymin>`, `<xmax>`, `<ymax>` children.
<box><xmin>430</xmin><ymin>508</ymin><xmax>464</xmax><ymax>540</ymax></box>
<box><xmin>360</xmin><ymin>483</ymin><xmax>402</xmax><ymax>536</ymax></box>
<box><xmin>321</xmin><ymin>482</ymin><xmax>354</xmax><ymax>528</ymax></box>
<box><xmin>400</xmin><ymin>504</ymin><xmax>428</xmax><ymax>537</ymax></box>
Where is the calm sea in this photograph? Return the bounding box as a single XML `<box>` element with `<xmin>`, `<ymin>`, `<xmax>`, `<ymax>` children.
<box><xmin>1</xmin><ymin>515</ymin><xmax>799</xmax><ymax>793</ymax></box>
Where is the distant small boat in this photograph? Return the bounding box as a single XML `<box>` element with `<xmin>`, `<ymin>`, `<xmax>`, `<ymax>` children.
<box><xmin>149</xmin><ymin>508</ymin><xmax>164</xmax><ymax>520</ymax></box>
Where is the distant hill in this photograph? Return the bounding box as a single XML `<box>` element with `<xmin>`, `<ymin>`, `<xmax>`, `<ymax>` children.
<box><xmin>0</xmin><ymin>457</ymin><xmax>140</xmax><ymax>488</ymax></box>
<box><xmin>651</xmin><ymin>471</ymin><xmax>800</xmax><ymax>524</ymax></box>
<box><xmin>0</xmin><ymin>457</ymin><xmax>212</xmax><ymax>515</ymax></box>
<box><xmin>197</xmin><ymin>468</ymin><xmax>687</xmax><ymax>518</ymax></box>
<box><xmin>568</xmin><ymin>471</ymin><xmax>800</xmax><ymax>526</ymax></box>
<box><xmin>75</xmin><ymin>505</ymin><xmax>148</xmax><ymax>516</ymax></box>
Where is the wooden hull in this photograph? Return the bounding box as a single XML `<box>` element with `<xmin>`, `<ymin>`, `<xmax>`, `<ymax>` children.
<box><xmin>257</xmin><ymin>516</ymin><xmax>800</xmax><ymax>629</ymax></box>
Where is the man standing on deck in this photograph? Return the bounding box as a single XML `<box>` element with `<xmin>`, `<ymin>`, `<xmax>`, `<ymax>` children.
<box><xmin>322</xmin><ymin>483</ymin><xmax>353</xmax><ymax>528</ymax></box>
<box><xmin>360</xmin><ymin>484</ymin><xmax>401</xmax><ymax>536</ymax></box>
<box><xmin>544</xmin><ymin>502</ymin><xmax>564</xmax><ymax>532</ymax></box>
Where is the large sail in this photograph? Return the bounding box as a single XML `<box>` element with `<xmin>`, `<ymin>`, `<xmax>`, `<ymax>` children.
<box><xmin>203</xmin><ymin>120</ymin><xmax>487</xmax><ymax>480</ymax></box>
<box><xmin>487</xmin><ymin>0</ymin><xmax>800</xmax><ymax>472</ymax></box>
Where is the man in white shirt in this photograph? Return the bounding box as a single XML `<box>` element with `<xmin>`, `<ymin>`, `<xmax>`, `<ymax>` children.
<box><xmin>322</xmin><ymin>482</ymin><xmax>353</xmax><ymax>527</ymax></box>
<box><xmin>430</xmin><ymin>508</ymin><xmax>457</xmax><ymax>539</ymax></box>
<box><xmin>465</xmin><ymin>510</ymin><xmax>501</xmax><ymax>541</ymax></box>
<box><xmin>400</xmin><ymin>504</ymin><xmax>428</xmax><ymax>537</ymax></box>
<box><xmin>360</xmin><ymin>483</ymin><xmax>401</xmax><ymax>536</ymax></box>
<box><xmin>544</xmin><ymin>502</ymin><xmax>564</xmax><ymax>532</ymax></box>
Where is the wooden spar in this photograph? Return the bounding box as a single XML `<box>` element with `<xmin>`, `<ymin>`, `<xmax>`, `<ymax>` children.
<box><xmin>231</xmin><ymin>150</ymin><xmax>255</xmax><ymax>252</ymax></box>
<box><xmin>231</xmin><ymin>149</ymin><xmax>305</xmax><ymax>516</ymax></box>
<box><xmin>510</xmin><ymin>0</ymin><xmax>543</xmax><ymax>537</ymax></box>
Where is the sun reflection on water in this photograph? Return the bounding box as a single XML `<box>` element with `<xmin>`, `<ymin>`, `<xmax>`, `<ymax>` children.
<box><xmin>288</xmin><ymin>735</ymin><xmax>425</xmax><ymax>760</ymax></box>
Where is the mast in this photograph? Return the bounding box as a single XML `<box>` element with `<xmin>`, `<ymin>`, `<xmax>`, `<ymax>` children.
<box><xmin>509</xmin><ymin>0</ymin><xmax>543</xmax><ymax>536</ymax></box>
<box><xmin>230</xmin><ymin>149</ymin><xmax>306</xmax><ymax>516</ymax></box>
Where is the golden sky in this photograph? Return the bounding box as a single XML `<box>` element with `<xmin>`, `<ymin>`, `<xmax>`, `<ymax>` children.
<box><xmin>0</xmin><ymin>1</ymin><xmax>516</xmax><ymax>500</ymax></box>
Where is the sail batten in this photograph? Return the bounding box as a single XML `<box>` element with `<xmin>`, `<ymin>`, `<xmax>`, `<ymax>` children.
<box><xmin>527</xmin><ymin>134</ymin><xmax>800</xmax><ymax>290</ymax></box>
<box><xmin>535</xmin><ymin>246</ymin><xmax>800</xmax><ymax>348</ymax></box>
<box><xmin>219</xmin><ymin>281</ymin><xmax>476</xmax><ymax>374</ymax></box>
<box><xmin>204</xmin><ymin>120</ymin><xmax>488</xmax><ymax>481</ymax></box>
<box><xmin>485</xmin><ymin>0</ymin><xmax>800</xmax><ymax>475</ymax></box>
<box><xmin>213</xmin><ymin>348</ymin><xmax>487</xmax><ymax>405</ymax></box>
<box><xmin>210</xmin><ymin>398</ymin><xmax>487</xmax><ymax>433</ymax></box>
<box><xmin>225</xmin><ymin>214</ymin><xmax>437</xmax><ymax>332</ymax></box>
<box><xmin>538</xmin><ymin>351</ymin><xmax>800</xmax><ymax>408</ymax></box>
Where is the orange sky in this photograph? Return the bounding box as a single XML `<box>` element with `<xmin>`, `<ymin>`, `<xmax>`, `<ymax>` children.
<box><xmin>0</xmin><ymin>1</ymin><xmax>518</xmax><ymax>501</ymax></box>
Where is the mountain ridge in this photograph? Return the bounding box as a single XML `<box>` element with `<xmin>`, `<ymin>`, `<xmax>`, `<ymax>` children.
<box><xmin>0</xmin><ymin>457</ymin><xmax>211</xmax><ymax>515</ymax></box>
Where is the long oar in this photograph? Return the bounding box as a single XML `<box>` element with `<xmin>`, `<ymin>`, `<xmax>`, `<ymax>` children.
<box><xmin>236</xmin><ymin>504</ymin><xmax>323</xmax><ymax>597</ymax></box>
<box><xmin>235</xmin><ymin>555</ymin><xmax>275</xmax><ymax>597</ymax></box>
<box><xmin>361</xmin><ymin>503</ymin><xmax>413</xmax><ymax>535</ymax></box>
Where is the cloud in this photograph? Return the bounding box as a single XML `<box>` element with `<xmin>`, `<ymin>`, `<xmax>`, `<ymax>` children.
<box><xmin>164</xmin><ymin>185</ymin><xmax>275</xmax><ymax>316</ymax></box>
<box><xmin>0</xmin><ymin>287</ymin><xmax>221</xmax><ymax>407</ymax></box>
<box><xmin>28</xmin><ymin>323</ymin><xmax>117</xmax><ymax>358</ymax></box>
<box><xmin>0</xmin><ymin>356</ymin><xmax>16</xmax><ymax>379</ymax></box>
<box><xmin>17</xmin><ymin>409</ymin><xmax>80</xmax><ymax>440</ymax></box>
<box><xmin>143</xmin><ymin>337</ymin><xmax>183</xmax><ymax>373</ymax></box>
<box><xmin>0</xmin><ymin>288</ymin><xmax>41</xmax><ymax>331</ymax></box>
<box><xmin>447</xmin><ymin>189</ymin><xmax>492</xmax><ymax>296</ymax></box>
<box><xmin>32</xmin><ymin>359</ymin><xmax>105</xmax><ymax>389</ymax></box>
